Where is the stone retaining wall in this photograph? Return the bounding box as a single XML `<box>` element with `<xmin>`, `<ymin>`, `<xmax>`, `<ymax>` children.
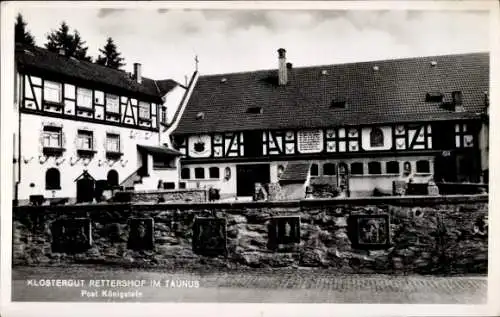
<box><xmin>129</xmin><ymin>189</ymin><xmax>207</xmax><ymax>203</ymax></box>
<box><xmin>12</xmin><ymin>195</ymin><xmax>488</xmax><ymax>274</ymax></box>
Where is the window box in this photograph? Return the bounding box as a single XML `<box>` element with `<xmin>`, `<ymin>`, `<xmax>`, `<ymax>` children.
<box><xmin>77</xmin><ymin>149</ymin><xmax>97</xmax><ymax>157</ymax></box>
<box><xmin>106</xmin><ymin>151</ymin><xmax>123</xmax><ymax>160</ymax></box>
<box><xmin>106</xmin><ymin>112</ymin><xmax>120</xmax><ymax>120</ymax></box>
<box><xmin>43</xmin><ymin>147</ymin><xmax>65</xmax><ymax>156</ymax></box>
<box><xmin>76</xmin><ymin>106</ymin><xmax>94</xmax><ymax>113</ymax></box>
<box><xmin>43</xmin><ymin>100</ymin><xmax>64</xmax><ymax>110</ymax></box>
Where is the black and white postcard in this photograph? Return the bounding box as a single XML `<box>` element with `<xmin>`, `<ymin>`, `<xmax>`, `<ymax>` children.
<box><xmin>1</xmin><ymin>1</ymin><xmax>499</xmax><ymax>317</ymax></box>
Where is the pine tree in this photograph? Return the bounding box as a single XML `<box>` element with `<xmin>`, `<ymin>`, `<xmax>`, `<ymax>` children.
<box><xmin>45</xmin><ymin>21</ymin><xmax>92</xmax><ymax>61</ymax></box>
<box><xmin>15</xmin><ymin>13</ymin><xmax>35</xmax><ymax>46</ymax></box>
<box><xmin>96</xmin><ymin>37</ymin><xmax>125</xmax><ymax>69</ymax></box>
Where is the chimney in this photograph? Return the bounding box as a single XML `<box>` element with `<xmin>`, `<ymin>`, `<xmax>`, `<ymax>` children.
<box><xmin>133</xmin><ymin>63</ymin><xmax>142</xmax><ymax>84</ymax></box>
<box><xmin>452</xmin><ymin>91</ymin><xmax>463</xmax><ymax>112</ymax></box>
<box><xmin>278</xmin><ymin>48</ymin><xmax>287</xmax><ymax>86</ymax></box>
<box><xmin>58</xmin><ymin>48</ymin><xmax>65</xmax><ymax>56</ymax></box>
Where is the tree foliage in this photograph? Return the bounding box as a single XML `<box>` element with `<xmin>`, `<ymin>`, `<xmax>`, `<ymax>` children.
<box><xmin>45</xmin><ymin>21</ymin><xmax>92</xmax><ymax>62</ymax></box>
<box><xmin>96</xmin><ymin>37</ymin><xmax>126</xmax><ymax>69</ymax></box>
<box><xmin>15</xmin><ymin>13</ymin><xmax>35</xmax><ymax>46</ymax></box>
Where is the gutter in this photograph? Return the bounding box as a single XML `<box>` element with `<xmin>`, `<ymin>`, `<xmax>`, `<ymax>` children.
<box><xmin>163</xmin><ymin>70</ymin><xmax>199</xmax><ymax>148</ymax></box>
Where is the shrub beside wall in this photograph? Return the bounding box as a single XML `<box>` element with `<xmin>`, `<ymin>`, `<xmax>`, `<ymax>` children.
<box><xmin>12</xmin><ymin>195</ymin><xmax>488</xmax><ymax>274</ymax></box>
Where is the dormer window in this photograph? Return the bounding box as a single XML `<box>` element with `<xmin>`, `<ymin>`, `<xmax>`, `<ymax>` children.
<box><xmin>330</xmin><ymin>99</ymin><xmax>347</xmax><ymax>108</ymax></box>
<box><xmin>425</xmin><ymin>92</ymin><xmax>443</xmax><ymax>102</ymax></box>
<box><xmin>77</xmin><ymin>87</ymin><xmax>93</xmax><ymax>109</ymax></box>
<box><xmin>246</xmin><ymin>107</ymin><xmax>263</xmax><ymax>114</ymax></box>
<box><xmin>44</xmin><ymin>81</ymin><xmax>62</xmax><ymax>103</ymax></box>
<box><xmin>196</xmin><ymin>112</ymin><xmax>205</xmax><ymax>120</ymax></box>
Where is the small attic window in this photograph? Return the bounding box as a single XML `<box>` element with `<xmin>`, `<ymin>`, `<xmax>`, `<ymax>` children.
<box><xmin>246</xmin><ymin>106</ymin><xmax>263</xmax><ymax>114</ymax></box>
<box><xmin>220</xmin><ymin>77</ymin><xmax>227</xmax><ymax>83</ymax></box>
<box><xmin>330</xmin><ymin>99</ymin><xmax>347</xmax><ymax>109</ymax></box>
<box><xmin>196</xmin><ymin>112</ymin><xmax>205</xmax><ymax>120</ymax></box>
<box><xmin>425</xmin><ymin>92</ymin><xmax>443</xmax><ymax>102</ymax></box>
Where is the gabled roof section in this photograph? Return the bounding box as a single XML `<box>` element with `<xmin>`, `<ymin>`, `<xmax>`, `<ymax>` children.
<box><xmin>173</xmin><ymin>52</ymin><xmax>489</xmax><ymax>135</ymax></box>
<box><xmin>15</xmin><ymin>43</ymin><xmax>180</xmax><ymax>102</ymax></box>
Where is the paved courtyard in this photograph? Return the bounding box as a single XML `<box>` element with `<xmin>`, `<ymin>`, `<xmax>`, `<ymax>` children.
<box><xmin>11</xmin><ymin>266</ymin><xmax>486</xmax><ymax>304</ymax></box>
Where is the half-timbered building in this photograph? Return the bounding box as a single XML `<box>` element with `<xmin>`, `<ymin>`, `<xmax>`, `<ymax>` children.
<box><xmin>171</xmin><ymin>49</ymin><xmax>489</xmax><ymax>199</ymax></box>
<box><xmin>13</xmin><ymin>43</ymin><xmax>191</xmax><ymax>204</ymax></box>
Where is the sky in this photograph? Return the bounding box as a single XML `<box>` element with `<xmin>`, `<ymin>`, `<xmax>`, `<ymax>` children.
<box><xmin>14</xmin><ymin>5</ymin><xmax>490</xmax><ymax>86</ymax></box>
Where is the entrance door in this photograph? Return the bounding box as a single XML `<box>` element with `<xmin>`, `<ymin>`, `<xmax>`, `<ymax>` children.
<box><xmin>434</xmin><ymin>154</ymin><xmax>457</xmax><ymax>182</ymax></box>
<box><xmin>243</xmin><ymin>131</ymin><xmax>263</xmax><ymax>158</ymax></box>
<box><xmin>236</xmin><ymin>164</ymin><xmax>270</xmax><ymax>196</ymax></box>
<box><xmin>337</xmin><ymin>162</ymin><xmax>349</xmax><ymax>195</ymax></box>
<box><xmin>76</xmin><ymin>177</ymin><xmax>95</xmax><ymax>203</ymax></box>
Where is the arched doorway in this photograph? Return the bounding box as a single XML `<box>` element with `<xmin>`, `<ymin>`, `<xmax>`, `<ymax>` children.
<box><xmin>107</xmin><ymin>169</ymin><xmax>119</xmax><ymax>187</ymax></box>
<box><xmin>337</xmin><ymin>162</ymin><xmax>349</xmax><ymax>196</ymax></box>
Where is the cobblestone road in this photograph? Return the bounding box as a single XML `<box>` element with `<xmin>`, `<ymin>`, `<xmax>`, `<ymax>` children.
<box><xmin>11</xmin><ymin>266</ymin><xmax>487</xmax><ymax>304</ymax></box>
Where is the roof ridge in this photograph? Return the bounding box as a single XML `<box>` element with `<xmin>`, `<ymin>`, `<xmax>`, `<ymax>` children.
<box><xmin>16</xmin><ymin>42</ymin><xmax>161</xmax><ymax>83</ymax></box>
<box><xmin>198</xmin><ymin>51</ymin><xmax>489</xmax><ymax>79</ymax></box>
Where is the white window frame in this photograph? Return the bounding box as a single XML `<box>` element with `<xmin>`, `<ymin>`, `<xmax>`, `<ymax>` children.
<box><xmin>106</xmin><ymin>133</ymin><xmax>120</xmax><ymax>153</ymax></box>
<box><xmin>138</xmin><ymin>101</ymin><xmax>151</xmax><ymax>119</ymax></box>
<box><xmin>44</xmin><ymin>81</ymin><xmax>62</xmax><ymax>103</ymax></box>
<box><xmin>77</xmin><ymin>130</ymin><xmax>93</xmax><ymax>150</ymax></box>
<box><xmin>77</xmin><ymin>87</ymin><xmax>93</xmax><ymax>109</ymax></box>
<box><xmin>106</xmin><ymin>94</ymin><xmax>120</xmax><ymax>114</ymax></box>
<box><xmin>43</xmin><ymin>128</ymin><xmax>62</xmax><ymax>148</ymax></box>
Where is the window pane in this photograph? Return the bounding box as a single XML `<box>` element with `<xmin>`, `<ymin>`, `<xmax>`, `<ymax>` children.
<box><xmin>44</xmin><ymin>81</ymin><xmax>61</xmax><ymax>103</ymax></box>
<box><xmin>310</xmin><ymin>164</ymin><xmax>319</xmax><ymax>176</ymax></box>
<box><xmin>45</xmin><ymin>168</ymin><xmax>60</xmax><ymax>190</ymax></box>
<box><xmin>181</xmin><ymin>168</ymin><xmax>190</xmax><ymax>179</ymax></box>
<box><xmin>106</xmin><ymin>134</ymin><xmax>120</xmax><ymax>152</ymax></box>
<box><xmin>106</xmin><ymin>94</ymin><xmax>119</xmax><ymax>113</ymax></box>
<box><xmin>416</xmin><ymin>160</ymin><xmax>430</xmax><ymax>173</ymax></box>
<box><xmin>386</xmin><ymin>161</ymin><xmax>400</xmax><ymax>174</ymax></box>
<box><xmin>139</xmin><ymin>102</ymin><xmax>150</xmax><ymax>119</ymax></box>
<box><xmin>77</xmin><ymin>131</ymin><xmax>93</xmax><ymax>150</ymax></box>
<box><xmin>209</xmin><ymin>167</ymin><xmax>220</xmax><ymax>179</ymax></box>
<box><xmin>43</xmin><ymin>130</ymin><xmax>62</xmax><ymax>147</ymax></box>
<box><xmin>77</xmin><ymin>88</ymin><xmax>92</xmax><ymax>108</ymax></box>
<box><xmin>195</xmin><ymin>167</ymin><xmax>205</xmax><ymax>179</ymax></box>
<box><xmin>323</xmin><ymin>163</ymin><xmax>336</xmax><ymax>175</ymax></box>
<box><xmin>351</xmin><ymin>162</ymin><xmax>364</xmax><ymax>175</ymax></box>
<box><xmin>370</xmin><ymin>128</ymin><xmax>384</xmax><ymax>147</ymax></box>
<box><xmin>368</xmin><ymin>162</ymin><xmax>382</xmax><ymax>174</ymax></box>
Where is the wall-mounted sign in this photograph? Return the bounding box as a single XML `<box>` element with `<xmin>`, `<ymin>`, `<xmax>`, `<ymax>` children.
<box><xmin>127</xmin><ymin>218</ymin><xmax>154</xmax><ymax>250</ymax></box>
<box><xmin>268</xmin><ymin>216</ymin><xmax>301</xmax><ymax>250</ymax></box>
<box><xmin>347</xmin><ymin>214</ymin><xmax>390</xmax><ymax>249</ymax></box>
<box><xmin>297</xmin><ymin>130</ymin><xmax>324</xmax><ymax>154</ymax></box>
<box><xmin>51</xmin><ymin>218</ymin><xmax>92</xmax><ymax>253</ymax></box>
<box><xmin>188</xmin><ymin>135</ymin><xmax>212</xmax><ymax>158</ymax></box>
<box><xmin>192</xmin><ymin>218</ymin><xmax>227</xmax><ymax>256</ymax></box>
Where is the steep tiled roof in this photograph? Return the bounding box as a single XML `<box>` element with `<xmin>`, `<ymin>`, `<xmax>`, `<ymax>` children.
<box><xmin>279</xmin><ymin>162</ymin><xmax>311</xmax><ymax>183</ymax></box>
<box><xmin>174</xmin><ymin>52</ymin><xmax>488</xmax><ymax>135</ymax></box>
<box><xmin>137</xmin><ymin>145</ymin><xmax>182</xmax><ymax>156</ymax></box>
<box><xmin>15</xmin><ymin>43</ymin><xmax>179</xmax><ymax>101</ymax></box>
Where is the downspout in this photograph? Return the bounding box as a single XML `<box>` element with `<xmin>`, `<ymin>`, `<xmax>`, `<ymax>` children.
<box><xmin>14</xmin><ymin>69</ymin><xmax>22</xmax><ymax>206</ymax></box>
<box><xmin>164</xmin><ymin>70</ymin><xmax>199</xmax><ymax>148</ymax></box>
<box><xmin>153</xmin><ymin>80</ymin><xmax>163</xmax><ymax>146</ymax></box>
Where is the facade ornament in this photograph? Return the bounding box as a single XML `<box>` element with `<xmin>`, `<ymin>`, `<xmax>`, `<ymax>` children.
<box><xmin>23</xmin><ymin>156</ymin><xmax>34</xmax><ymax>164</ymax></box>
<box><xmin>55</xmin><ymin>157</ymin><xmax>66</xmax><ymax>166</ymax></box>
<box><xmin>38</xmin><ymin>155</ymin><xmax>48</xmax><ymax>164</ymax></box>
<box><xmin>70</xmin><ymin>156</ymin><xmax>81</xmax><ymax>166</ymax></box>
<box><xmin>82</xmin><ymin>157</ymin><xmax>91</xmax><ymax>167</ymax></box>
